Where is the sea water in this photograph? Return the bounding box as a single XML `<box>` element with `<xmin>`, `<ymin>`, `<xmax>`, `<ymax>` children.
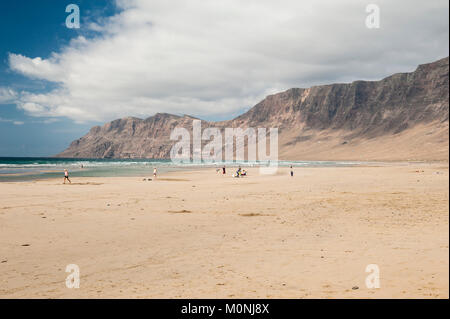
<box><xmin>0</xmin><ymin>157</ymin><xmax>365</xmax><ymax>182</ymax></box>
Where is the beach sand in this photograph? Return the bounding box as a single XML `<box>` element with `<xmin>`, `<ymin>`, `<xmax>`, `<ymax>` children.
<box><xmin>0</xmin><ymin>164</ymin><xmax>448</xmax><ymax>298</ymax></box>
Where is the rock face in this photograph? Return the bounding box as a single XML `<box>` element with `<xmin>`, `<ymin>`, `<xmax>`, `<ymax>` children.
<box><xmin>60</xmin><ymin>113</ymin><xmax>200</xmax><ymax>159</ymax></box>
<box><xmin>57</xmin><ymin>57</ymin><xmax>449</xmax><ymax>161</ymax></box>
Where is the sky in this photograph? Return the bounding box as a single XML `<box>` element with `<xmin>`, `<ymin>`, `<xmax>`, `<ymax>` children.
<box><xmin>0</xmin><ymin>0</ymin><xmax>448</xmax><ymax>157</ymax></box>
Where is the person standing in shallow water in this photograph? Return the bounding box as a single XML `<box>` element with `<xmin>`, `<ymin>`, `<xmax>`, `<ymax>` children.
<box><xmin>153</xmin><ymin>167</ymin><xmax>157</xmax><ymax>179</ymax></box>
<box><xmin>63</xmin><ymin>169</ymin><xmax>71</xmax><ymax>184</ymax></box>
<box><xmin>290</xmin><ymin>165</ymin><xmax>294</xmax><ymax>177</ymax></box>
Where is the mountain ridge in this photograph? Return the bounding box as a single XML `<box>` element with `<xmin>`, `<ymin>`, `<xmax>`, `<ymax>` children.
<box><xmin>57</xmin><ymin>56</ymin><xmax>449</xmax><ymax>161</ymax></box>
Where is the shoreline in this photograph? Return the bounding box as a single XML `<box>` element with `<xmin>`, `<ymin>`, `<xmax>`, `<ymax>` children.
<box><xmin>1</xmin><ymin>159</ymin><xmax>448</xmax><ymax>183</ymax></box>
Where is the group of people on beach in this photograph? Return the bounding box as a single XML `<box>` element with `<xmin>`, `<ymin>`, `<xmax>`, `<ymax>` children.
<box><xmin>216</xmin><ymin>164</ymin><xmax>293</xmax><ymax>177</ymax></box>
<box><xmin>62</xmin><ymin>164</ymin><xmax>294</xmax><ymax>184</ymax></box>
<box><xmin>63</xmin><ymin>166</ymin><xmax>159</xmax><ymax>184</ymax></box>
<box><xmin>215</xmin><ymin>165</ymin><xmax>247</xmax><ymax>177</ymax></box>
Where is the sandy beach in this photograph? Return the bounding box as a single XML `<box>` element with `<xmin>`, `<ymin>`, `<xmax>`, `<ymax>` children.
<box><xmin>0</xmin><ymin>163</ymin><xmax>448</xmax><ymax>298</ymax></box>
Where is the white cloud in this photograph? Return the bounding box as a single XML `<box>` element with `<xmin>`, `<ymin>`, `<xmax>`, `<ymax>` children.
<box><xmin>0</xmin><ymin>87</ymin><xmax>18</xmax><ymax>104</ymax></box>
<box><xmin>0</xmin><ymin>117</ymin><xmax>24</xmax><ymax>125</ymax></box>
<box><xmin>8</xmin><ymin>54</ymin><xmax>65</xmax><ymax>82</ymax></box>
<box><xmin>7</xmin><ymin>0</ymin><xmax>450</xmax><ymax>122</ymax></box>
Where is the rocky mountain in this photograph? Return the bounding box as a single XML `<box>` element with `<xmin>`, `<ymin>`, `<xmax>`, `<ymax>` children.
<box><xmin>57</xmin><ymin>57</ymin><xmax>449</xmax><ymax>161</ymax></box>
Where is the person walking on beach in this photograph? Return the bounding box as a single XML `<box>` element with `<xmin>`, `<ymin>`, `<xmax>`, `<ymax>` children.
<box><xmin>222</xmin><ymin>165</ymin><xmax>226</xmax><ymax>175</ymax></box>
<box><xmin>153</xmin><ymin>167</ymin><xmax>157</xmax><ymax>179</ymax></box>
<box><xmin>63</xmin><ymin>169</ymin><xmax>71</xmax><ymax>184</ymax></box>
<box><xmin>290</xmin><ymin>165</ymin><xmax>294</xmax><ymax>177</ymax></box>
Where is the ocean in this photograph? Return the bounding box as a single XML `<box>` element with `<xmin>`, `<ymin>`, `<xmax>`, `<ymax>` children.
<box><xmin>0</xmin><ymin>157</ymin><xmax>365</xmax><ymax>182</ymax></box>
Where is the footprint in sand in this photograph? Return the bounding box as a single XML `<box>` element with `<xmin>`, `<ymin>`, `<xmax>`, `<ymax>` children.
<box><xmin>168</xmin><ymin>209</ymin><xmax>192</xmax><ymax>214</ymax></box>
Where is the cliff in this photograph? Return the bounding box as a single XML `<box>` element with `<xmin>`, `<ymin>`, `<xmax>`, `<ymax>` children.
<box><xmin>57</xmin><ymin>57</ymin><xmax>449</xmax><ymax>161</ymax></box>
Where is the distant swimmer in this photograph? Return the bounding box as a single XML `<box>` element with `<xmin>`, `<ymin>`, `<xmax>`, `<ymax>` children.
<box><xmin>63</xmin><ymin>169</ymin><xmax>71</xmax><ymax>184</ymax></box>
